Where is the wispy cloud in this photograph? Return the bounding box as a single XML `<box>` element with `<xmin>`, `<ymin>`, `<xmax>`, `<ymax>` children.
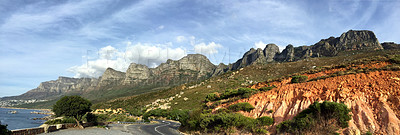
<box><xmin>1</xmin><ymin>0</ymin><xmax>399</xmax><ymax>96</ymax></box>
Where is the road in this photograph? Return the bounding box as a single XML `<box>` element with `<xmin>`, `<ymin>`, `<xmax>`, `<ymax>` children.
<box><xmin>109</xmin><ymin>120</ymin><xmax>181</xmax><ymax>135</ymax></box>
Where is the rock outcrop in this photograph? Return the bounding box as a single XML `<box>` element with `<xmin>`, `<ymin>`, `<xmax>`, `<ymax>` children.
<box><xmin>98</xmin><ymin>68</ymin><xmax>125</xmax><ymax>87</ymax></box>
<box><xmin>123</xmin><ymin>63</ymin><xmax>150</xmax><ymax>85</ymax></box>
<box><xmin>230</xmin><ymin>48</ymin><xmax>266</xmax><ymax>70</ymax></box>
<box><xmin>274</xmin><ymin>44</ymin><xmax>295</xmax><ymax>62</ymax></box>
<box><xmin>263</xmin><ymin>44</ymin><xmax>280</xmax><ymax>62</ymax></box>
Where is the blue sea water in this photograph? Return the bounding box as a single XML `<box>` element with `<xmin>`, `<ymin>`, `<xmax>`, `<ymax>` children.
<box><xmin>0</xmin><ymin>108</ymin><xmax>49</xmax><ymax>130</ymax></box>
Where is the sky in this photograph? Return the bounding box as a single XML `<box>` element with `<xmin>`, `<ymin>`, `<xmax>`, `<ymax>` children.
<box><xmin>1</xmin><ymin>0</ymin><xmax>399</xmax><ymax>97</ymax></box>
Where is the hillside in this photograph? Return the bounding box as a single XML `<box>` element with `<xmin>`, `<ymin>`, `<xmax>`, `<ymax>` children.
<box><xmin>215</xmin><ymin>57</ymin><xmax>400</xmax><ymax>134</ymax></box>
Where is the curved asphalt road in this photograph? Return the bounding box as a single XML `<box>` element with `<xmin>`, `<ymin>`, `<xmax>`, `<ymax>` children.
<box><xmin>109</xmin><ymin>120</ymin><xmax>181</xmax><ymax>135</ymax></box>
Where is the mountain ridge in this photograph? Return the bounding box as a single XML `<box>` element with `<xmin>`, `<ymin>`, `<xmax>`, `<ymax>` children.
<box><xmin>1</xmin><ymin>30</ymin><xmax>397</xmax><ymax>106</ymax></box>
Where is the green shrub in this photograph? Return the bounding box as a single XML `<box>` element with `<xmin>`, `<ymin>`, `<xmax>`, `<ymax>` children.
<box><xmin>228</xmin><ymin>102</ymin><xmax>255</xmax><ymax>112</ymax></box>
<box><xmin>390</xmin><ymin>55</ymin><xmax>400</xmax><ymax>64</ymax></box>
<box><xmin>258</xmin><ymin>86</ymin><xmax>275</xmax><ymax>91</ymax></box>
<box><xmin>45</xmin><ymin>117</ymin><xmax>76</xmax><ymax>124</ymax></box>
<box><xmin>0</xmin><ymin>123</ymin><xmax>11</xmax><ymax>135</ymax></box>
<box><xmin>277</xmin><ymin>101</ymin><xmax>351</xmax><ymax>134</ymax></box>
<box><xmin>291</xmin><ymin>75</ymin><xmax>308</xmax><ymax>83</ymax></box>
<box><xmin>205</xmin><ymin>93</ymin><xmax>219</xmax><ymax>102</ymax></box>
<box><xmin>257</xmin><ymin>116</ymin><xmax>274</xmax><ymax>126</ymax></box>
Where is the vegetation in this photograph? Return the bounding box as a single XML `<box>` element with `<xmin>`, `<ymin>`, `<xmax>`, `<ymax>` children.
<box><xmin>256</xmin><ymin>116</ymin><xmax>274</xmax><ymax>126</ymax></box>
<box><xmin>291</xmin><ymin>75</ymin><xmax>308</xmax><ymax>83</ymax></box>
<box><xmin>390</xmin><ymin>55</ymin><xmax>400</xmax><ymax>64</ymax></box>
<box><xmin>44</xmin><ymin>117</ymin><xmax>76</xmax><ymax>124</ymax></box>
<box><xmin>52</xmin><ymin>96</ymin><xmax>92</xmax><ymax>128</ymax></box>
<box><xmin>276</xmin><ymin>101</ymin><xmax>351</xmax><ymax>134</ymax></box>
<box><xmin>258</xmin><ymin>86</ymin><xmax>275</xmax><ymax>91</ymax></box>
<box><xmin>0</xmin><ymin>123</ymin><xmax>11</xmax><ymax>135</ymax></box>
<box><xmin>228</xmin><ymin>102</ymin><xmax>255</xmax><ymax>112</ymax></box>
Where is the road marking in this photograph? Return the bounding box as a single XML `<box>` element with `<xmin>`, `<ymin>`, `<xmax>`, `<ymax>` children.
<box><xmin>154</xmin><ymin>121</ymin><xmax>171</xmax><ymax>135</ymax></box>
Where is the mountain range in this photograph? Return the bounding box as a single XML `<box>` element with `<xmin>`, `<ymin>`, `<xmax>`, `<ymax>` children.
<box><xmin>1</xmin><ymin>30</ymin><xmax>398</xmax><ymax>105</ymax></box>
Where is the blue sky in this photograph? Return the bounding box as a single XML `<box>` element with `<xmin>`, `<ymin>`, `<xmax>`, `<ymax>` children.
<box><xmin>1</xmin><ymin>0</ymin><xmax>399</xmax><ymax>97</ymax></box>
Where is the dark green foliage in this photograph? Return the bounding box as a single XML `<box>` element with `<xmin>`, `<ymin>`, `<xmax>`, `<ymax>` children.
<box><xmin>390</xmin><ymin>55</ymin><xmax>400</xmax><ymax>64</ymax></box>
<box><xmin>52</xmin><ymin>96</ymin><xmax>92</xmax><ymax>127</ymax></box>
<box><xmin>143</xmin><ymin>109</ymin><xmax>189</xmax><ymax>123</ymax></box>
<box><xmin>256</xmin><ymin>116</ymin><xmax>274</xmax><ymax>126</ymax></box>
<box><xmin>198</xmin><ymin>112</ymin><xmax>259</xmax><ymax>133</ymax></box>
<box><xmin>277</xmin><ymin>101</ymin><xmax>351</xmax><ymax>134</ymax></box>
<box><xmin>52</xmin><ymin>96</ymin><xmax>92</xmax><ymax>119</ymax></box>
<box><xmin>0</xmin><ymin>123</ymin><xmax>11</xmax><ymax>135</ymax></box>
<box><xmin>205</xmin><ymin>93</ymin><xmax>219</xmax><ymax>102</ymax></box>
<box><xmin>228</xmin><ymin>102</ymin><xmax>255</xmax><ymax>112</ymax></box>
<box><xmin>44</xmin><ymin>117</ymin><xmax>76</xmax><ymax>124</ymax></box>
<box><xmin>206</xmin><ymin>88</ymin><xmax>258</xmax><ymax>102</ymax></box>
<box><xmin>365</xmin><ymin>131</ymin><xmax>373</xmax><ymax>135</ymax></box>
<box><xmin>82</xmin><ymin>113</ymin><xmax>97</xmax><ymax>123</ymax></box>
<box><xmin>258</xmin><ymin>86</ymin><xmax>275</xmax><ymax>91</ymax></box>
<box><xmin>291</xmin><ymin>75</ymin><xmax>308</xmax><ymax>83</ymax></box>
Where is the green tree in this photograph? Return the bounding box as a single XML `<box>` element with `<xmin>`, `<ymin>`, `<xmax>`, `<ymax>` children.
<box><xmin>52</xmin><ymin>96</ymin><xmax>92</xmax><ymax>128</ymax></box>
<box><xmin>0</xmin><ymin>123</ymin><xmax>11</xmax><ymax>135</ymax></box>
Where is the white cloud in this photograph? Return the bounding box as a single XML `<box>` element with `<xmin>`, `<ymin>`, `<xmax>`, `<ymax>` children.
<box><xmin>68</xmin><ymin>42</ymin><xmax>186</xmax><ymax>78</ymax></box>
<box><xmin>194</xmin><ymin>42</ymin><xmax>222</xmax><ymax>55</ymax></box>
<box><xmin>157</xmin><ymin>25</ymin><xmax>165</xmax><ymax>30</ymax></box>
<box><xmin>176</xmin><ymin>36</ymin><xmax>186</xmax><ymax>43</ymax></box>
<box><xmin>254</xmin><ymin>41</ymin><xmax>266</xmax><ymax>49</ymax></box>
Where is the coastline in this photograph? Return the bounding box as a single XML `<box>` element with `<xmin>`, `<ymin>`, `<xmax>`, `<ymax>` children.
<box><xmin>0</xmin><ymin>107</ymin><xmax>52</xmax><ymax>112</ymax></box>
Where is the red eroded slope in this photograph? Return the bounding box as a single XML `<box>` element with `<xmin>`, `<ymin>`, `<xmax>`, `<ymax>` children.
<box><xmin>228</xmin><ymin>69</ymin><xmax>400</xmax><ymax>134</ymax></box>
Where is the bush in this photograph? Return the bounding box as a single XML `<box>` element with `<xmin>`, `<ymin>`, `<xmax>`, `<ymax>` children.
<box><xmin>257</xmin><ymin>116</ymin><xmax>274</xmax><ymax>126</ymax></box>
<box><xmin>228</xmin><ymin>102</ymin><xmax>255</xmax><ymax>112</ymax></box>
<box><xmin>45</xmin><ymin>117</ymin><xmax>76</xmax><ymax>124</ymax></box>
<box><xmin>0</xmin><ymin>123</ymin><xmax>11</xmax><ymax>135</ymax></box>
<box><xmin>205</xmin><ymin>93</ymin><xmax>219</xmax><ymax>102</ymax></box>
<box><xmin>291</xmin><ymin>75</ymin><xmax>308</xmax><ymax>83</ymax></box>
<box><xmin>258</xmin><ymin>86</ymin><xmax>275</xmax><ymax>91</ymax></box>
<box><xmin>277</xmin><ymin>101</ymin><xmax>351</xmax><ymax>134</ymax></box>
<box><xmin>390</xmin><ymin>55</ymin><xmax>400</xmax><ymax>64</ymax></box>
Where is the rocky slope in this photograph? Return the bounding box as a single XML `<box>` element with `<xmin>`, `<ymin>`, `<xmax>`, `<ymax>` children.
<box><xmin>221</xmin><ymin>61</ymin><xmax>400</xmax><ymax>134</ymax></box>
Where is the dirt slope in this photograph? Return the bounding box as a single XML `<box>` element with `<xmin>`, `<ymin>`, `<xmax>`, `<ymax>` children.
<box><xmin>224</xmin><ymin>62</ymin><xmax>400</xmax><ymax>134</ymax></box>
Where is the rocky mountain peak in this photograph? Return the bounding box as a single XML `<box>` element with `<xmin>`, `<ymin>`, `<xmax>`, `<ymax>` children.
<box><xmin>338</xmin><ymin>30</ymin><xmax>382</xmax><ymax>50</ymax></box>
<box><xmin>123</xmin><ymin>63</ymin><xmax>151</xmax><ymax>85</ymax></box>
<box><xmin>101</xmin><ymin>68</ymin><xmax>125</xmax><ymax>80</ymax></box>
<box><xmin>263</xmin><ymin>44</ymin><xmax>280</xmax><ymax>62</ymax></box>
<box><xmin>231</xmin><ymin>48</ymin><xmax>266</xmax><ymax>70</ymax></box>
<box><xmin>274</xmin><ymin>44</ymin><xmax>295</xmax><ymax>62</ymax></box>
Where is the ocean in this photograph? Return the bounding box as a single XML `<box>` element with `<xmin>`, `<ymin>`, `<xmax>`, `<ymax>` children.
<box><xmin>0</xmin><ymin>108</ymin><xmax>49</xmax><ymax>130</ymax></box>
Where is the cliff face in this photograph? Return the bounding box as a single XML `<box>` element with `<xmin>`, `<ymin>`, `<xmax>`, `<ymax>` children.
<box><xmin>16</xmin><ymin>77</ymin><xmax>98</xmax><ymax>100</ymax></box>
<box><xmin>226</xmin><ymin>62</ymin><xmax>400</xmax><ymax>134</ymax></box>
<box><xmin>123</xmin><ymin>63</ymin><xmax>150</xmax><ymax>85</ymax></box>
<box><xmin>98</xmin><ymin>68</ymin><xmax>125</xmax><ymax>87</ymax></box>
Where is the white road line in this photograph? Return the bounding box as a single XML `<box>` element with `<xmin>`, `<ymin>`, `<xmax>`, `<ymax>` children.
<box><xmin>154</xmin><ymin>121</ymin><xmax>171</xmax><ymax>135</ymax></box>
